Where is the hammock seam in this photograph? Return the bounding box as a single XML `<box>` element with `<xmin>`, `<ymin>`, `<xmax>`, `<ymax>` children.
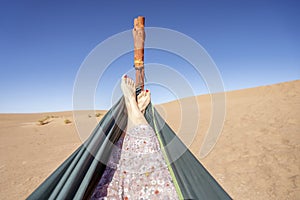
<box><xmin>151</xmin><ymin>105</ymin><xmax>184</xmax><ymax>200</ymax></box>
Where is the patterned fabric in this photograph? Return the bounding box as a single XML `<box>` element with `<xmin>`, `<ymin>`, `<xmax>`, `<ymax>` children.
<box><xmin>91</xmin><ymin>124</ymin><xmax>179</xmax><ymax>200</ymax></box>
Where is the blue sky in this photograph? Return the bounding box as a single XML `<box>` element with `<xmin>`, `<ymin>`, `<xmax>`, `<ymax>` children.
<box><xmin>0</xmin><ymin>0</ymin><xmax>299</xmax><ymax>113</ymax></box>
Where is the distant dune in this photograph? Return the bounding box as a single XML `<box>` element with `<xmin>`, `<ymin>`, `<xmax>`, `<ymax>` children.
<box><xmin>0</xmin><ymin>80</ymin><xmax>299</xmax><ymax>199</ymax></box>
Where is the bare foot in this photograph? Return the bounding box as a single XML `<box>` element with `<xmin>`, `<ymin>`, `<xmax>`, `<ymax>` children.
<box><xmin>137</xmin><ymin>90</ymin><xmax>151</xmax><ymax>114</ymax></box>
<box><xmin>121</xmin><ymin>75</ymin><xmax>136</xmax><ymax>104</ymax></box>
<box><xmin>121</xmin><ymin>75</ymin><xmax>147</xmax><ymax>130</ymax></box>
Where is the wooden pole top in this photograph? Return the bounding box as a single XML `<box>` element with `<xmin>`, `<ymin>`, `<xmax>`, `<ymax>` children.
<box><xmin>134</xmin><ymin>16</ymin><xmax>145</xmax><ymax>29</ymax></box>
<box><xmin>133</xmin><ymin>16</ymin><xmax>145</xmax><ymax>91</ymax></box>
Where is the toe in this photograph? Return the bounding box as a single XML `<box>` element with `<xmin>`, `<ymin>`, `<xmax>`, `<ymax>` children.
<box><xmin>128</xmin><ymin>77</ymin><xmax>133</xmax><ymax>85</ymax></box>
<box><xmin>131</xmin><ymin>79</ymin><xmax>135</xmax><ymax>87</ymax></box>
<box><xmin>123</xmin><ymin>75</ymin><xmax>127</xmax><ymax>82</ymax></box>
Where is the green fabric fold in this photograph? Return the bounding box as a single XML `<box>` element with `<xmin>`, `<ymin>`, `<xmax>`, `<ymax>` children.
<box><xmin>27</xmin><ymin>98</ymin><xmax>231</xmax><ymax>200</ymax></box>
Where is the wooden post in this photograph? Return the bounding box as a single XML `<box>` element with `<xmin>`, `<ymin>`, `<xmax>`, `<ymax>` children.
<box><xmin>133</xmin><ymin>16</ymin><xmax>145</xmax><ymax>91</ymax></box>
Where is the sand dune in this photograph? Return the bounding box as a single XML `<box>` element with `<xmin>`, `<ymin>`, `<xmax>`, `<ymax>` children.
<box><xmin>0</xmin><ymin>80</ymin><xmax>299</xmax><ymax>199</ymax></box>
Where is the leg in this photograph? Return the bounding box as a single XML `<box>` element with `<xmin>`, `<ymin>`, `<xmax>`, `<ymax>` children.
<box><xmin>121</xmin><ymin>75</ymin><xmax>147</xmax><ymax>130</ymax></box>
<box><xmin>92</xmin><ymin>76</ymin><xmax>178</xmax><ymax>199</ymax></box>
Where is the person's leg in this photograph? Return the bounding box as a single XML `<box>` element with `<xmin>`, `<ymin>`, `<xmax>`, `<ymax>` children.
<box><xmin>121</xmin><ymin>75</ymin><xmax>147</xmax><ymax>130</ymax></box>
<box><xmin>137</xmin><ymin>90</ymin><xmax>151</xmax><ymax>114</ymax></box>
<box><xmin>100</xmin><ymin>76</ymin><xmax>179</xmax><ymax>199</ymax></box>
<box><xmin>119</xmin><ymin>77</ymin><xmax>179</xmax><ymax>199</ymax></box>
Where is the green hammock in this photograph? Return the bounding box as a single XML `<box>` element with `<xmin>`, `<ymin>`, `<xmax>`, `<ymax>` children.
<box><xmin>27</xmin><ymin>98</ymin><xmax>232</xmax><ymax>200</ymax></box>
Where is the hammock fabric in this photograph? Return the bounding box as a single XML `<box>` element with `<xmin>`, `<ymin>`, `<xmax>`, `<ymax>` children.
<box><xmin>27</xmin><ymin>98</ymin><xmax>232</xmax><ymax>200</ymax></box>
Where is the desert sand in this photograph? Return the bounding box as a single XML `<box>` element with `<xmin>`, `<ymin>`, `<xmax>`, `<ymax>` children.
<box><xmin>0</xmin><ymin>80</ymin><xmax>299</xmax><ymax>199</ymax></box>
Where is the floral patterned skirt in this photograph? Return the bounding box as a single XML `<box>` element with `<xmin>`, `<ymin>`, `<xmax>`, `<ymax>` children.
<box><xmin>91</xmin><ymin>124</ymin><xmax>179</xmax><ymax>200</ymax></box>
